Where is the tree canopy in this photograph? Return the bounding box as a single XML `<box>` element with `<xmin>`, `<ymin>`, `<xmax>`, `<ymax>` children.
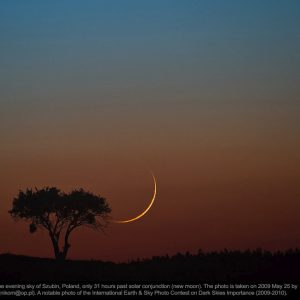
<box><xmin>9</xmin><ymin>187</ymin><xmax>111</xmax><ymax>260</ymax></box>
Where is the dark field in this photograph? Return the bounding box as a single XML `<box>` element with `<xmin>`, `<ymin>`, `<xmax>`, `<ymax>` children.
<box><xmin>0</xmin><ymin>249</ymin><xmax>300</xmax><ymax>282</ymax></box>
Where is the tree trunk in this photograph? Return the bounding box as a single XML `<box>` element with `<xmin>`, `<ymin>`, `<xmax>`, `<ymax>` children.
<box><xmin>49</xmin><ymin>233</ymin><xmax>61</xmax><ymax>260</ymax></box>
<box><xmin>49</xmin><ymin>228</ymin><xmax>73</xmax><ymax>261</ymax></box>
<box><xmin>56</xmin><ymin>251</ymin><xmax>67</xmax><ymax>261</ymax></box>
<box><xmin>61</xmin><ymin>229</ymin><xmax>72</xmax><ymax>260</ymax></box>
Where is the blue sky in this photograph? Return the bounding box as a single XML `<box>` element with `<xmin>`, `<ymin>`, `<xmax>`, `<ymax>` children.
<box><xmin>1</xmin><ymin>0</ymin><xmax>299</xmax><ymax>108</ymax></box>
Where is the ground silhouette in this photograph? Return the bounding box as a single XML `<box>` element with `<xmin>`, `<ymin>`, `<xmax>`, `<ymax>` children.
<box><xmin>0</xmin><ymin>249</ymin><xmax>299</xmax><ymax>282</ymax></box>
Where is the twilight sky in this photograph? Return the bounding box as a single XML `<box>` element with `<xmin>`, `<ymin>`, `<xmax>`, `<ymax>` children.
<box><xmin>0</xmin><ymin>0</ymin><xmax>300</xmax><ymax>261</ymax></box>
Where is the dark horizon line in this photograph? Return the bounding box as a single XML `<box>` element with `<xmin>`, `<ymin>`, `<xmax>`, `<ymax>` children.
<box><xmin>1</xmin><ymin>247</ymin><xmax>300</xmax><ymax>264</ymax></box>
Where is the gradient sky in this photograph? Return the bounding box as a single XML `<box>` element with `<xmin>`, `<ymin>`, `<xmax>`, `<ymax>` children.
<box><xmin>1</xmin><ymin>0</ymin><xmax>300</xmax><ymax>262</ymax></box>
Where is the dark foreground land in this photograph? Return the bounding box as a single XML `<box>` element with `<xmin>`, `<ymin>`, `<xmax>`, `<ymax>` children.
<box><xmin>0</xmin><ymin>249</ymin><xmax>300</xmax><ymax>282</ymax></box>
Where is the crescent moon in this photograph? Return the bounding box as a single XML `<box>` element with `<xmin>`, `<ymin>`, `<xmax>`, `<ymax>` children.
<box><xmin>113</xmin><ymin>172</ymin><xmax>157</xmax><ymax>224</ymax></box>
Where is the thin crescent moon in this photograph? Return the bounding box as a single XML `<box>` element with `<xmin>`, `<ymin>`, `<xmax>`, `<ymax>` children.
<box><xmin>113</xmin><ymin>173</ymin><xmax>157</xmax><ymax>224</ymax></box>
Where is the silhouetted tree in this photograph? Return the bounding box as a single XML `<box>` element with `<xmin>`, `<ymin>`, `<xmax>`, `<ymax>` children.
<box><xmin>9</xmin><ymin>187</ymin><xmax>111</xmax><ymax>261</ymax></box>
